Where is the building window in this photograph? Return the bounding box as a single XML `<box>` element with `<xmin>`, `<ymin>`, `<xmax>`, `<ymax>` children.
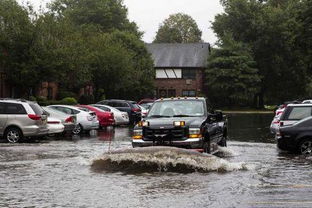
<box><xmin>159</xmin><ymin>89</ymin><xmax>167</xmax><ymax>97</ymax></box>
<box><xmin>156</xmin><ymin>69</ymin><xmax>182</xmax><ymax>79</ymax></box>
<box><xmin>168</xmin><ymin>89</ymin><xmax>176</xmax><ymax>97</ymax></box>
<box><xmin>182</xmin><ymin>90</ymin><xmax>196</xmax><ymax>97</ymax></box>
<box><xmin>182</xmin><ymin>69</ymin><xmax>196</xmax><ymax>80</ymax></box>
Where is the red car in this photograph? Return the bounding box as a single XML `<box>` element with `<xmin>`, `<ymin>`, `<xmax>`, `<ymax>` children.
<box><xmin>77</xmin><ymin>105</ymin><xmax>115</xmax><ymax>127</ymax></box>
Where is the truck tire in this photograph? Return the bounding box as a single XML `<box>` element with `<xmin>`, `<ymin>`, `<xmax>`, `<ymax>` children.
<box><xmin>218</xmin><ymin>135</ymin><xmax>227</xmax><ymax>147</ymax></box>
<box><xmin>203</xmin><ymin>139</ymin><xmax>211</xmax><ymax>154</ymax></box>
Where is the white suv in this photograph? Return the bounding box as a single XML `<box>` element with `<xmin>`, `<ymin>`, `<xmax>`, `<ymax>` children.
<box><xmin>0</xmin><ymin>99</ymin><xmax>48</xmax><ymax>143</ymax></box>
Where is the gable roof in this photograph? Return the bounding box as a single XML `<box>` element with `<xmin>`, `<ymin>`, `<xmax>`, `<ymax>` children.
<box><xmin>146</xmin><ymin>43</ymin><xmax>210</xmax><ymax>68</ymax></box>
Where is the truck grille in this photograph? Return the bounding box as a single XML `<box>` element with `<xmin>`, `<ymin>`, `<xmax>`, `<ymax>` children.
<box><xmin>143</xmin><ymin>127</ymin><xmax>186</xmax><ymax>140</ymax></box>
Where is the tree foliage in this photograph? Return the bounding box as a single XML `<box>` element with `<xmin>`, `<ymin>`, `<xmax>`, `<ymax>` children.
<box><xmin>0</xmin><ymin>0</ymin><xmax>154</xmax><ymax>101</ymax></box>
<box><xmin>154</xmin><ymin>13</ymin><xmax>202</xmax><ymax>43</ymax></box>
<box><xmin>212</xmin><ymin>0</ymin><xmax>309</xmax><ymax>106</ymax></box>
<box><xmin>206</xmin><ymin>37</ymin><xmax>261</xmax><ymax>107</ymax></box>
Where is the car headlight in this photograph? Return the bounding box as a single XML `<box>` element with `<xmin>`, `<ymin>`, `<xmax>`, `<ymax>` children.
<box><xmin>138</xmin><ymin>121</ymin><xmax>149</xmax><ymax>127</ymax></box>
<box><xmin>188</xmin><ymin>128</ymin><xmax>202</xmax><ymax>138</ymax></box>
<box><xmin>132</xmin><ymin>129</ymin><xmax>143</xmax><ymax>140</ymax></box>
<box><xmin>173</xmin><ymin>121</ymin><xmax>185</xmax><ymax>127</ymax></box>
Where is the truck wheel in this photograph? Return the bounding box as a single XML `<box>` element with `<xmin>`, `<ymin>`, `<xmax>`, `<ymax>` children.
<box><xmin>299</xmin><ymin>138</ymin><xmax>312</xmax><ymax>155</ymax></box>
<box><xmin>5</xmin><ymin>127</ymin><xmax>23</xmax><ymax>143</ymax></box>
<box><xmin>218</xmin><ymin>136</ymin><xmax>227</xmax><ymax>147</ymax></box>
<box><xmin>203</xmin><ymin>139</ymin><xmax>211</xmax><ymax>154</ymax></box>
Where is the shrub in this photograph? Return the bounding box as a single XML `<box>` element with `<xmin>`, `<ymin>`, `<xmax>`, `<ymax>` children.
<box><xmin>78</xmin><ymin>94</ymin><xmax>94</xmax><ymax>104</ymax></box>
<box><xmin>60</xmin><ymin>97</ymin><xmax>78</xmax><ymax>105</ymax></box>
<box><xmin>36</xmin><ymin>96</ymin><xmax>49</xmax><ymax>106</ymax></box>
<box><xmin>28</xmin><ymin>96</ymin><xmax>37</xmax><ymax>101</ymax></box>
<box><xmin>58</xmin><ymin>90</ymin><xmax>77</xmax><ymax>100</ymax></box>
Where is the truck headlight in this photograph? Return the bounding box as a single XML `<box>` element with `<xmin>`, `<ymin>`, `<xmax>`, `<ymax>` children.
<box><xmin>132</xmin><ymin>129</ymin><xmax>143</xmax><ymax>140</ymax></box>
<box><xmin>138</xmin><ymin>121</ymin><xmax>149</xmax><ymax>127</ymax></box>
<box><xmin>173</xmin><ymin>121</ymin><xmax>185</xmax><ymax>127</ymax></box>
<box><xmin>188</xmin><ymin>128</ymin><xmax>202</xmax><ymax>138</ymax></box>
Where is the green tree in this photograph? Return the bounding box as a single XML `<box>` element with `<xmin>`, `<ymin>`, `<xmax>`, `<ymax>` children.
<box><xmin>206</xmin><ymin>37</ymin><xmax>261</xmax><ymax>107</ymax></box>
<box><xmin>49</xmin><ymin>0</ymin><xmax>141</xmax><ymax>37</ymax></box>
<box><xmin>0</xmin><ymin>0</ymin><xmax>36</xmax><ymax>97</ymax></box>
<box><xmin>154</xmin><ymin>13</ymin><xmax>202</xmax><ymax>43</ymax></box>
<box><xmin>213</xmin><ymin>0</ymin><xmax>307</xmax><ymax>106</ymax></box>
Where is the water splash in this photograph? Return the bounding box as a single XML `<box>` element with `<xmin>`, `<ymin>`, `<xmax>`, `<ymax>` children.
<box><xmin>91</xmin><ymin>146</ymin><xmax>250</xmax><ymax>173</ymax></box>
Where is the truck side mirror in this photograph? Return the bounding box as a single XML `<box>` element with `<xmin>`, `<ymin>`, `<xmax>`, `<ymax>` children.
<box><xmin>215</xmin><ymin>110</ymin><xmax>223</xmax><ymax>122</ymax></box>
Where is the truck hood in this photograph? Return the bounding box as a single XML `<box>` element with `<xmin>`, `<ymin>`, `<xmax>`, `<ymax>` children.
<box><xmin>142</xmin><ymin>116</ymin><xmax>206</xmax><ymax>129</ymax></box>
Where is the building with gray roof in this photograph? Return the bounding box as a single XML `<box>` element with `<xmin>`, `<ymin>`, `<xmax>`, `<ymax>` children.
<box><xmin>146</xmin><ymin>43</ymin><xmax>210</xmax><ymax>97</ymax></box>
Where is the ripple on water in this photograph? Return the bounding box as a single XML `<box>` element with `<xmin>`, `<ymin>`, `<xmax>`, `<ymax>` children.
<box><xmin>91</xmin><ymin>146</ymin><xmax>251</xmax><ymax>174</ymax></box>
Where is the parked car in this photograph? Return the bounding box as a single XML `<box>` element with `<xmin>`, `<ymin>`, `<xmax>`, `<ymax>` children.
<box><xmin>42</xmin><ymin>107</ymin><xmax>76</xmax><ymax>135</ymax></box>
<box><xmin>302</xmin><ymin>99</ymin><xmax>312</xmax><ymax>104</ymax></box>
<box><xmin>76</xmin><ymin>105</ymin><xmax>114</xmax><ymax>128</ymax></box>
<box><xmin>46</xmin><ymin>117</ymin><xmax>64</xmax><ymax>135</ymax></box>
<box><xmin>132</xmin><ymin>97</ymin><xmax>227</xmax><ymax>154</ymax></box>
<box><xmin>0</xmin><ymin>99</ymin><xmax>48</xmax><ymax>143</ymax></box>
<box><xmin>140</xmin><ymin>102</ymin><xmax>153</xmax><ymax>111</ymax></box>
<box><xmin>47</xmin><ymin>105</ymin><xmax>99</xmax><ymax>134</ymax></box>
<box><xmin>277</xmin><ymin>116</ymin><xmax>312</xmax><ymax>155</ymax></box>
<box><xmin>91</xmin><ymin>104</ymin><xmax>129</xmax><ymax>125</ymax></box>
<box><xmin>270</xmin><ymin>107</ymin><xmax>285</xmax><ymax>134</ymax></box>
<box><xmin>138</xmin><ymin>105</ymin><xmax>148</xmax><ymax>117</ymax></box>
<box><xmin>138</xmin><ymin>98</ymin><xmax>155</xmax><ymax>105</ymax></box>
<box><xmin>96</xmin><ymin>99</ymin><xmax>141</xmax><ymax>124</ymax></box>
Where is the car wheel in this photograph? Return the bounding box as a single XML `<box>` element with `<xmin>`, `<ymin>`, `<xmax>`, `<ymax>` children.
<box><xmin>299</xmin><ymin>139</ymin><xmax>312</xmax><ymax>155</ymax></box>
<box><xmin>72</xmin><ymin>124</ymin><xmax>83</xmax><ymax>135</ymax></box>
<box><xmin>5</xmin><ymin>127</ymin><xmax>23</xmax><ymax>143</ymax></box>
<box><xmin>203</xmin><ymin>139</ymin><xmax>211</xmax><ymax>154</ymax></box>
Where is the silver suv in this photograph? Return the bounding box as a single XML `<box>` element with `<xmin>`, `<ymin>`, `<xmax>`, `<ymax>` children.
<box><xmin>0</xmin><ymin>99</ymin><xmax>48</xmax><ymax>143</ymax></box>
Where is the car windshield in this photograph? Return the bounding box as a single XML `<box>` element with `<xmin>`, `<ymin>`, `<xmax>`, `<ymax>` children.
<box><xmin>147</xmin><ymin>100</ymin><xmax>205</xmax><ymax>117</ymax></box>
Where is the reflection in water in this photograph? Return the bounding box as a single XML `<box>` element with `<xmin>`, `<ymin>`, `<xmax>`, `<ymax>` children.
<box><xmin>227</xmin><ymin>113</ymin><xmax>274</xmax><ymax>143</ymax></box>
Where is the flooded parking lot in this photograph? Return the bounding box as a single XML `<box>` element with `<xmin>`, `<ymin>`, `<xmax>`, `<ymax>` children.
<box><xmin>1</xmin><ymin>113</ymin><xmax>312</xmax><ymax>208</ymax></box>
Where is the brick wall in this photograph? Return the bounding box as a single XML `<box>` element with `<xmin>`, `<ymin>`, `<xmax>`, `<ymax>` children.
<box><xmin>155</xmin><ymin>68</ymin><xmax>204</xmax><ymax>97</ymax></box>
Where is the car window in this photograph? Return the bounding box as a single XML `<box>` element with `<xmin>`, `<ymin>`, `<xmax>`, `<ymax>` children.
<box><xmin>5</xmin><ymin>103</ymin><xmax>27</xmax><ymax>115</ymax></box>
<box><xmin>121</xmin><ymin>102</ymin><xmax>130</xmax><ymax>107</ymax></box>
<box><xmin>0</xmin><ymin>103</ymin><xmax>5</xmax><ymax>114</ymax></box>
<box><xmin>55</xmin><ymin>107</ymin><xmax>73</xmax><ymax>115</ymax></box>
<box><xmin>287</xmin><ymin>107</ymin><xmax>312</xmax><ymax>120</ymax></box>
<box><xmin>78</xmin><ymin>107</ymin><xmax>90</xmax><ymax>112</ymax></box>
<box><xmin>95</xmin><ymin>106</ymin><xmax>110</xmax><ymax>112</ymax></box>
<box><xmin>29</xmin><ymin>103</ymin><xmax>44</xmax><ymax>115</ymax></box>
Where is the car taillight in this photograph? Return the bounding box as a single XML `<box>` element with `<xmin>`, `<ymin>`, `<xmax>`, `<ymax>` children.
<box><xmin>48</xmin><ymin>121</ymin><xmax>60</xmax><ymax>124</ymax></box>
<box><xmin>28</xmin><ymin>114</ymin><xmax>41</xmax><ymax>120</ymax></box>
<box><xmin>132</xmin><ymin>108</ymin><xmax>140</xmax><ymax>112</ymax></box>
<box><xmin>65</xmin><ymin>116</ymin><xmax>74</xmax><ymax>123</ymax></box>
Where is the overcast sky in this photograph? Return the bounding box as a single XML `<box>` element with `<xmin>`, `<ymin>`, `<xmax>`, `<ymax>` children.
<box><xmin>22</xmin><ymin>0</ymin><xmax>224</xmax><ymax>45</ymax></box>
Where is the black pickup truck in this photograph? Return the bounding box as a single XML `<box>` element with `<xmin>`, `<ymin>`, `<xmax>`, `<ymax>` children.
<box><xmin>132</xmin><ymin>97</ymin><xmax>227</xmax><ymax>154</ymax></box>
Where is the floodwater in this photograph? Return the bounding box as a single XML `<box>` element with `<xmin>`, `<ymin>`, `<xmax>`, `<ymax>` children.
<box><xmin>1</xmin><ymin>113</ymin><xmax>312</xmax><ymax>208</ymax></box>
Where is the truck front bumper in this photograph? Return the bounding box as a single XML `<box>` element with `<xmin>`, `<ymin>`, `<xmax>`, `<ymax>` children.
<box><xmin>132</xmin><ymin>138</ymin><xmax>203</xmax><ymax>149</ymax></box>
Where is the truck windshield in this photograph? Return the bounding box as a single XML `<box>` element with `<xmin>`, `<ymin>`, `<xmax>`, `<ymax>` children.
<box><xmin>148</xmin><ymin>100</ymin><xmax>205</xmax><ymax>117</ymax></box>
